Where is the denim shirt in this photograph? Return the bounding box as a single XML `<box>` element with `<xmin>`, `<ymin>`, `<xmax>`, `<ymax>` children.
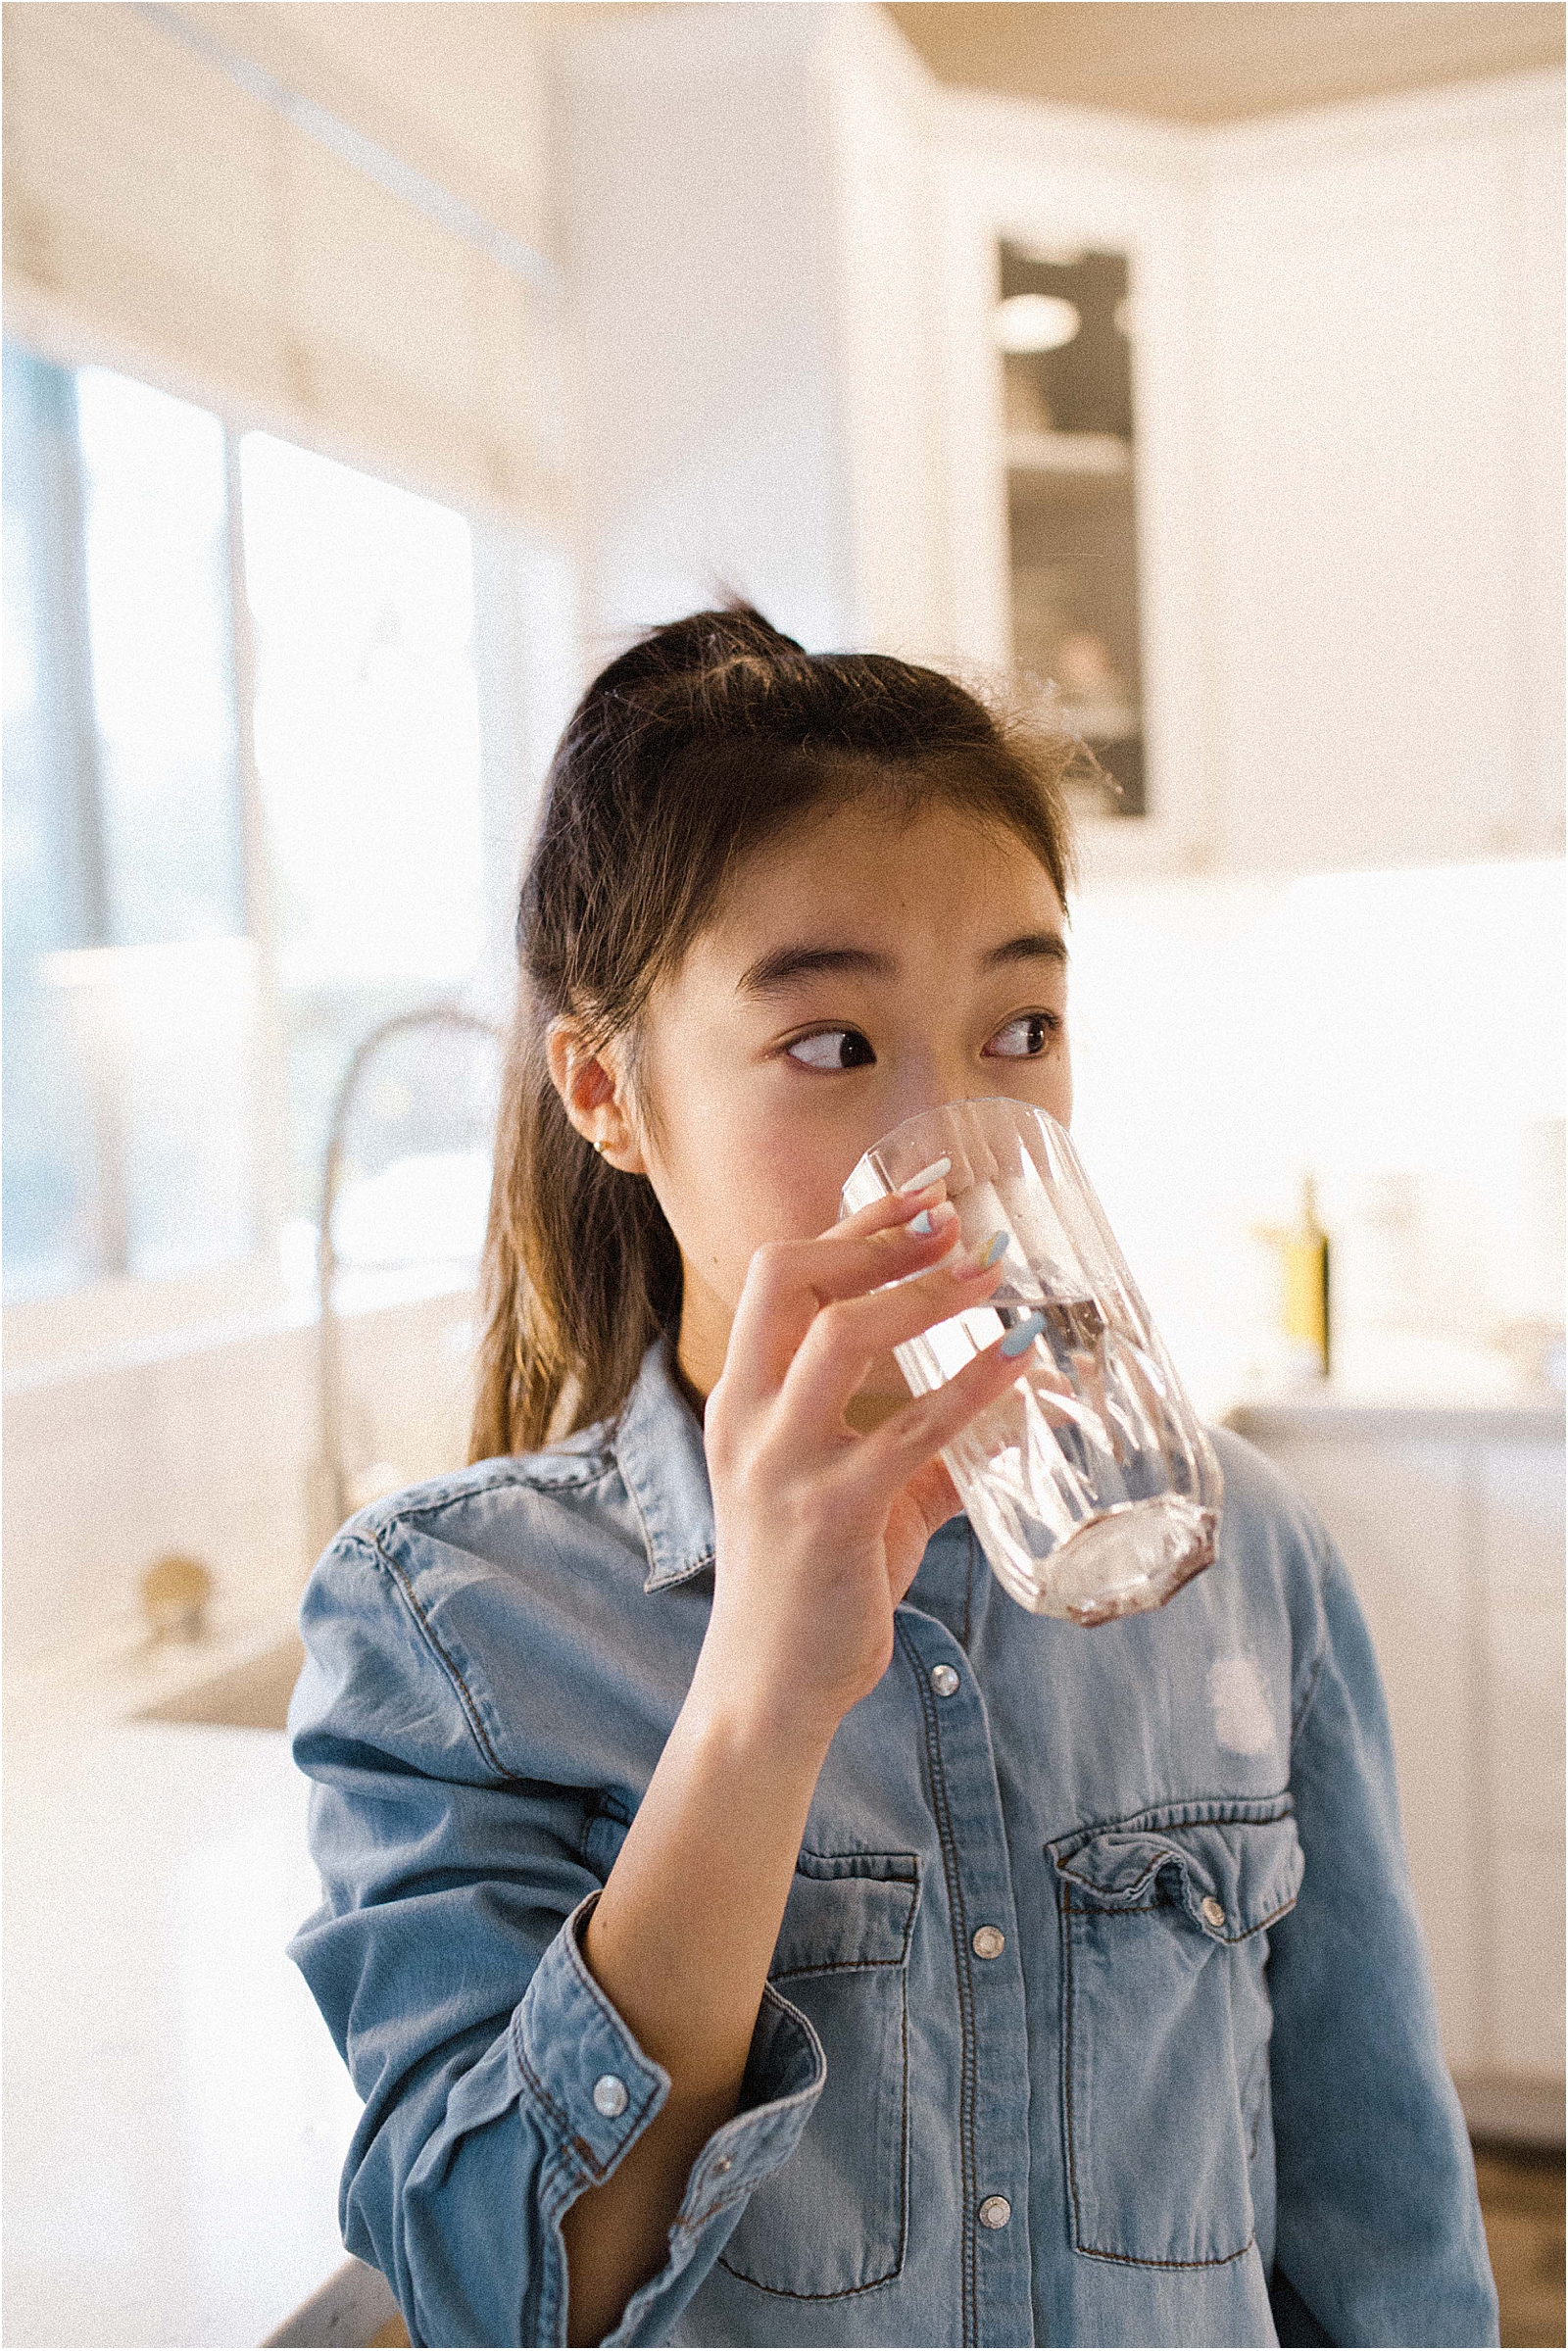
<box><xmin>287</xmin><ymin>1327</ymin><xmax>1497</xmax><ymax>2350</ymax></box>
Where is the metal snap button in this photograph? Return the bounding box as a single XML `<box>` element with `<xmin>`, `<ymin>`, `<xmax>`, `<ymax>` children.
<box><xmin>930</xmin><ymin>1663</ymin><xmax>960</xmax><ymax>1697</ymax></box>
<box><xmin>1200</xmin><ymin>1896</ymin><xmax>1226</xmax><ymax>1929</ymax></box>
<box><xmin>971</xmin><ymin>1925</ymin><xmax>1005</xmax><ymax>1960</ymax></box>
<box><xmin>592</xmin><ymin>2074</ymin><xmax>629</xmax><ymax>2118</ymax></box>
<box><xmin>712</xmin><ymin>2155</ymin><xmax>732</xmax><ymax>2176</ymax></box>
<box><xmin>979</xmin><ymin>2195</ymin><xmax>1011</xmax><ymax>2229</ymax></box>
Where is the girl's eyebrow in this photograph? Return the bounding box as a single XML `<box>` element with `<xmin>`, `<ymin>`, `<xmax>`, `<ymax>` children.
<box><xmin>737</xmin><ymin>944</ymin><xmax>888</xmax><ymax>997</ymax></box>
<box><xmin>736</xmin><ymin>929</ymin><xmax>1068</xmax><ymax>998</ymax></box>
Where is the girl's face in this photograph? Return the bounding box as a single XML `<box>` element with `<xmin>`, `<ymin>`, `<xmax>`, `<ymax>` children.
<box><xmin>555</xmin><ymin>796</ymin><xmax>1073</xmax><ymax>1420</ymax></box>
<box><xmin>550</xmin><ymin>790</ymin><xmax>1067</xmax><ymax>1410</ymax></box>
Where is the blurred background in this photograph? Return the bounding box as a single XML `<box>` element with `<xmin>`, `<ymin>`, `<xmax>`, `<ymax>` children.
<box><xmin>1</xmin><ymin>5</ymin><xmax>1562</xmax><ymax>2344</ymax></box>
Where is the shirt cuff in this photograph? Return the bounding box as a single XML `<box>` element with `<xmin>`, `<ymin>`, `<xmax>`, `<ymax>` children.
<box><xmin>514</xmin><ymin>1888</ymin><xmax>827</xmax><ymax>2338</ymax></box>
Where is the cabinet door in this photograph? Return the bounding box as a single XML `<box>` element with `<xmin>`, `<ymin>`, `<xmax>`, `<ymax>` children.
<box><xmin>1480</xmin><ymin>1440</ymin><xmax>1566</xmax><ymax>2082</ymax></box>
<box><xmin>1239</xmin><ymin>1432</ymin><xmax>1483</xmax><ymax>2074</ymax></box>
<box><xmin>933</xmin><ymin>93</ymin><xmax>1216</xmax><ymax>882</ymax></box>
<box><xmin>1206</xmin><ymin>77</ymin><xmax>1564</xmax><ymax>875</ymax></box>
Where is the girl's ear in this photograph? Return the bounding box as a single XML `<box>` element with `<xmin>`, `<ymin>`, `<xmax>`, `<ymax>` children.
<box><xmin>544</xmin><ymin>1017</ymin><xmax>649</xmax><ymax>1175</ymax></box>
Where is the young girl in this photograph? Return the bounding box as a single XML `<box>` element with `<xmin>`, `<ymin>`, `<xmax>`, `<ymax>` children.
<box><xmin>288</xmin><ymin>607</ymin><xmax>1497</xmax><ymax>2350</ymax></box>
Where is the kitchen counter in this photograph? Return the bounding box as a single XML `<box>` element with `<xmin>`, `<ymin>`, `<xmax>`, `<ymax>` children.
<box><xmin>1215</xmin><ymin>1327</ymin><xmax>1564</xmax><ymax>1444</ymax></box>
<box><xmin>1223</xmin><ymin>1390</ymin><xmax>1564</xmax><ymax>1443</ymax></box>
<box><xmin>2</xmin><ymin>1707</ymin><xmax>365</xmax><ymax>2349</ymax></box>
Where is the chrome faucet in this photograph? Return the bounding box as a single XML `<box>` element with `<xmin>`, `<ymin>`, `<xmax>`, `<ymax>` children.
<box><xmin>308</xmin><ymin>1004</ymin><xmax>501</xmax><ymax>1557</ymax></box>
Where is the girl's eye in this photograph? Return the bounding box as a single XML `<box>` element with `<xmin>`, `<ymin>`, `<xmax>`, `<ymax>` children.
<box><xmin>985</xmin><ymin>1010</ymin><xmax>1062</xmax><ymax>1059</ymax></box>
<box><xmin>784</xmin><ymin>1028</ymin><xmax>876</xmax><ymax>1072</ymax></box>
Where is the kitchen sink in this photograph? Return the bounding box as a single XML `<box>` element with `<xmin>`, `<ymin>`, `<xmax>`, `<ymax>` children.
<box><xmin>133</xmin><ymin>1631</ymin><xmax>305</xmax><ymax>1731</ymax></box>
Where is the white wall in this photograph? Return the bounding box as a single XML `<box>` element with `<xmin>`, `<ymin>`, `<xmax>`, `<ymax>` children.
<box><xmin>1066</xmin><ymin>854</ymin><xmax>1566</xmax><ymax>1415</ymax></box>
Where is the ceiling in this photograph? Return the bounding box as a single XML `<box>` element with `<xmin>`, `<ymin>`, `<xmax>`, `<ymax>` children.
<box><xmin>882</xmin><ymin>3</ymin><xmax>1564</xmax><ymax>123</ymax></box>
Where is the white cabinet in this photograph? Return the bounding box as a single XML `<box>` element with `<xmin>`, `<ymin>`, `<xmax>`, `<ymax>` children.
<box><xmin>1226</xmin><ymin>1401</ymin><xmax>1566</xmax><ymax>2130</ymax></box>
<box><xmin>1204</xmin><ymin>76</ymin><xmax>1566</xmax><ymax>874</ymax></box>
<box><xmin>934</xmin><ymin>94</ymin><xmax>1217</xmax><ymax>883</ymax></box>
<box><xmin>557</xmin><ymin>10</ymin><xmax>1561</xmax><ymax>883</ymax></box>
<box><xmin>553</xmin><ymin>2</ymin><xmax>951</xmax><ymax>667</ymax></box>
<box><xmin>1479</xmin><ymin>1440</ymin><xmax>1567</xmax><ymax>2082</ymax></box>
<box><xmin>933</xmin><ymin>69</ymin><xmax>1564</xmax><ymax>882</ymax></box>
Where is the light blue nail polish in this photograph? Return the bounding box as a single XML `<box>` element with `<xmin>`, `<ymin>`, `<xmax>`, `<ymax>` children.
<box><xmin>979</xmin><ymin>1228</ymin><xmax>1008</xmax><ymax>1270</ymax></box>
<box><xmin>909</xmin><ymin>1208</ymin><xmax>937</xmax><ymax>1235</ymax></box>
<box><xmin>1001</xmin><ymin>1310</ymin><xmax>1046</xmax><ymax>1357</ymax></box>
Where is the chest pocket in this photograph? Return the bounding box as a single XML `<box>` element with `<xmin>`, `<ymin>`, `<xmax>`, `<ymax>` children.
<box><xmin>1048</xmin><ymin>1799</ymin><xmax>1304</xmax><ymax>2270</ymax></box>
<box><xmin>717</xmin><ymin>1849</ymin><xmax>920</xmax><ymax>2302</ymax></box>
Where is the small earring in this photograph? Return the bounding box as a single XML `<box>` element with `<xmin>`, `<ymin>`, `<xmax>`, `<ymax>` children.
<box><xmin>594</xmin><ymin>1138</ymin><xmax>607</xmax><ymax>1155</ymax></box>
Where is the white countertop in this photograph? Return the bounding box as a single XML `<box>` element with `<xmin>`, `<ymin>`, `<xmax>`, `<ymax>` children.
<box><xmin>3</xmin><ymin>1711</ymin><xmax>363</xmax><ymax>2349</ymax></box>
<box><xmin>1222</xmin><ymin>1391</ymin><xmax>1564</xmax><ymax>1441</ymax></box>
<box><xmin>1213</xmin><ymin>1328</ymin><xmax>1564</xmax><ymax>1442</ymax></box>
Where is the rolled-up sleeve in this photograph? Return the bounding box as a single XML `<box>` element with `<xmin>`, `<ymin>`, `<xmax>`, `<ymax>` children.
<box><xmin>1265</xmin><ymin>1536</ymin><xmax>1498</xmax><ymax>2348</ymax></box>
<box><xmin>287</xmin><ymin>1534</ymin><xmax>826</xmax><ymax>2349</ymax></box>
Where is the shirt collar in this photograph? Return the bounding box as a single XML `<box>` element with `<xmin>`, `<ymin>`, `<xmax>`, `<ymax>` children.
<box><xmin>613</xmin><ymin>1325</ymin><xmax>717</xmax><ymax>1593</ymax></box>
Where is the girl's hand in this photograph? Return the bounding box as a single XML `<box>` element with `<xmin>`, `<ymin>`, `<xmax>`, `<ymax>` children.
<box><xmin>692</xmin><ymin>1180</ymin><xmax>1036</xmax><ymax>1741</ymax></box>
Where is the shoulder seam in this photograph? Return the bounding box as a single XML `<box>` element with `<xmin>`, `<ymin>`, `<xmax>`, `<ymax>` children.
<box><xmin>352</xmin><ymin>1451</ymin><xmax>620</xmax><ymax>1544</ymax></box>
<box><xmin>358</xmin><ymin>1524</ymin><xmax>514</xmax><ymax>1781</ymax></box>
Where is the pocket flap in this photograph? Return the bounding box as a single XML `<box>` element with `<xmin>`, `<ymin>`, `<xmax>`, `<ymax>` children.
<box><xmin>1048</xmin><ymin>1804</ymin><xmax>1303</xmax><ymax>1942</ymax></box>
<box><xmin>770</xmin><ymin>1850</ymin><xmax>920</xmax><ymax>1979</ymax></box>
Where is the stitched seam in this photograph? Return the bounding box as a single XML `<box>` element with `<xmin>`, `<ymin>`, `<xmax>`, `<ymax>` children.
<box><xmin>715</xmin><ymin>2257</ymin><xmax>904</xmax><ymax>2299</ymax></box>
<box><xmin>418</xmin><ymin>1458</ymin><xmax>614</xmax><ymax>1507</ymax></box>
<box><xmin>900</xmin><ymin>1618</ymin><xmax>978</xmax><ymax>2348</ymax></box>
<box><xmin>1290</xmin><ymin>1627</ymin><xmax>1331</xmax><ymax>1750</ymax></box>
<box><xmin>1075</xmin><ymin>2234</ymin><xmax>1257</xmax><ymax>2272</ymax></box>
<box><xmin>1061</xmin><ymin>1880</ymin><xmax>1085</xmax><ymax>2248</ymax></box>
<box><xmin>792</xmin><ymin>1848</ymin><xmax>920</xmax><ymax>1886</ymax></box>
<box><xmin>512</xmin><ymin>2026</ymin><xmax>572</xmax><ymax>2142</ymax></box>
<box><xmin>1054</xmin><ymin>1856</ymin><xmax>1300</xmax><ymax>1942</ymax></box>
<box><xmin>1050</xmin><ymin>1886</ymin><xmax>1300</xmax><ymax>1943</ymax></box>
<box><xmin>685</xmin><ymin>2180</ymin><xmax>760</xmax><ymax>2230</ymax></box>
<box><xmin>772</xmin><ymin>1954</ymin><xmax>908</xmax><ymax>1982</ymax></box>
<box><xmin>962</xmin><ymin>1522</ymin><xmax>974</xmax><ymax>1650</ymax></box>
<box><xmin>376</xmin><ymin>1455</ymin><xmax>617</xmax><ymax>1535</ymax></box>
<box><xmin>897</xmin><ymin>1930</ymin><xmax>909</xmax><ymax>2280</ymax></box>
<box><xmin>513</xmin><ymin>2029</ymin><xmax>659</xmax><ymax>2187</ymax></box>
<box><xmin>647</xmin><ymin>1549</ymin><xmax>715</xmax><ymax>1592</ymax></box>
<box><xmin>767</xmin><ymin>1855</ymin><xmax>919</xmax><ymax>1980</ymax></box>
<box><xmin>1049</xmin><ymin>1790</ymin><xmax>1296</xmax><ymax>1859</ymax></box>
<box><xmin>373</xmin><ymin>1535</ymin><xmax>508</xmax><ymax>1778</ymax></box>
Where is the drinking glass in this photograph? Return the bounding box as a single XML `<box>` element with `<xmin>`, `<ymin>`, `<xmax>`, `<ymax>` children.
<box><xmin>840</xmin><ymin>1097</ymin><xmax>1223</xmax><ymax>1625</ymax></box>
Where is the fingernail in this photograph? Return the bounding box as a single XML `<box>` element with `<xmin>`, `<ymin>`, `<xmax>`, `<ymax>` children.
<box><xmin>906</xmin><ymin>1200</ymin><xmax>956</xmax><ymax>1236</ymax></box>
<box><xmin>897</xmin><ymin>1155</ymin><xmax>952</xmax><ymax>1196</ymax></box>
<box><xmin>1001</xmin><ymin>1310</ymin><xmax>1046</xmax><ymax>1357</ymax></box>
<box><xmin>956</xmin><ymin>1228</ymin><xmax>1009</xmax><ymax>1277</ymax></box>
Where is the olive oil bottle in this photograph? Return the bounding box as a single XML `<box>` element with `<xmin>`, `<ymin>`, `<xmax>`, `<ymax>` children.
<box><xmin>1280</xmin><ymin>1175</ymin><xmax>1331</xmax><ymax>1380</ymax></box>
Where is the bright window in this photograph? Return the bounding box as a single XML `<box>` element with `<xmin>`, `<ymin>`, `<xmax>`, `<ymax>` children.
<box><xmin>1</xmin><ymin>340</ymin><xmax>526</xmax><ymax>1329</ymax></box>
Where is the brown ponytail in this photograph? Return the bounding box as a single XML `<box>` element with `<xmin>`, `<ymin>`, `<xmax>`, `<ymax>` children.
<box><xmin>469</xmin><ymin>604</ymin><xmax>1088</xmax><ymax>1459</ymax></box>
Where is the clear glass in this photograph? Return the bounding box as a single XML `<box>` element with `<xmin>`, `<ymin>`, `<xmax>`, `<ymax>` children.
<box><xmin>840</xmin><ymin>1097</ymin><xmax>1224</xmax><ymax>1625</ymax></box>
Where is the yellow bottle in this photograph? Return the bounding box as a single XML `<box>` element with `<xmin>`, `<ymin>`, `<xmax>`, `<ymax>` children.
<box><xmin>1281</xmin><ymin>1175</ymin><xmax>1331</xmax><ymax>1379</ymax></box>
